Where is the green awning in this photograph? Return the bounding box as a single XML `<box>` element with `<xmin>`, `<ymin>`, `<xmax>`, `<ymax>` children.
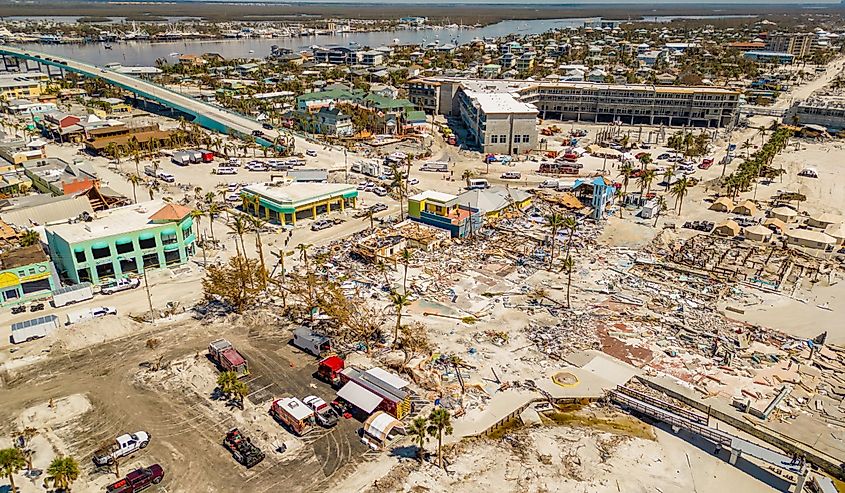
<box><xmin>139</xmin><ymin>232</ymin><xmax>156</xmax><ymax>241</ymax></box>
<box><xmin>91</xmin><ymin>241</ymin><xmax>109</xmax><ymax>250</ymax></box>
<box><xmin>73</xmin><ymin>246</ymin><xmax>85</xmax><ymax>253</ymax></box>
<box><xmin>161</xmin><ymin>228</ymin><xmax>178</xmax><ymax>236</ymax></box>
<box><xmin>163</xmin><ymin>244</ymin><xmax>181</xmax><ymax>252</ymax></box>
<box><xmin>180</xmin><ymin>217</ymin><xmax>194</xmax><ymax>229</ymax></box>
<box><xmin>115</xmin><ymin>237</ymin><xmax>133</xmax><ymax>245</ymax></box>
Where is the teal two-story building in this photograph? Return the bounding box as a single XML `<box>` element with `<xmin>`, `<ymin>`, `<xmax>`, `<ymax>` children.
<box><xmin>45</xmin><ymin>201</ymin><xmax>196</xmax><ymax>285</ymax></box>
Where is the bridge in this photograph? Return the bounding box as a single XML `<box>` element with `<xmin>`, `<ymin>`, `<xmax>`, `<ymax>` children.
<box><xmin>0</xmin><ymin>46</ymin><xmax>283</xmax><ymax>147</ymax></box>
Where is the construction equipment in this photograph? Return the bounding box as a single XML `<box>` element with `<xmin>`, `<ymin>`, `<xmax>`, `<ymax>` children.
<box><xmin>223</xmin><ymin>428</ymin><xmax>265</xmax><ymax>468</ymax></box>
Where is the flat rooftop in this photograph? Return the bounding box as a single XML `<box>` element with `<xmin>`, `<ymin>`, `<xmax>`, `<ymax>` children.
<box><xmin>46</xmin><ymin>200</ymin><xmax>173</xmax><ymax>244</ymax></box>
<box><xmin>242</xmin><ymin>182</ymin><xmax>356</xmax><ymax>206</ymax></box>
<box><xmin>466</xmin><ymin>90</ymin><xmax>538</xmax><ymax>115</ymax></box>
<box><xmin>428</xmin><ymin>76</ymin><xmax>739</xmax><ymax>96</ymax></box>
<box><xmin>409</xmin><ymin>190</ymin><xmax>457</xmax><ymax>204</ymax></box>
<box><xmin>0</xmin><ymin>244</ymin><xmax>48</xmax><ymax>270</ymax></box>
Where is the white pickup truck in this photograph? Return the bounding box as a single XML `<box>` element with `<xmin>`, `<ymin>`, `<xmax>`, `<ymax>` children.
<box><xmin>100</xmin><ymin>278</ymin><xmax>140</xmax><ymax>295</ymax></box>
<box><xmin>93</xmin><ymin>431</ymin><xmax>151</xmax><ymax>466</ymax></box>
<box><xmin>66</xmin><ymin>306</ymin><xmax>117</xmax><ymax>325</ymax></box>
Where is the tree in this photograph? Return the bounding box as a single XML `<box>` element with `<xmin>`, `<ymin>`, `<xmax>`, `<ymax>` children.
<box><xmin>617</xmin><ymin>163</ymin><xmax>634</xmax><ymax>194</ymax></box>
<box><xmin>19</xmin><ymin>229</ymin><xmax>39</xmax><ymax>247</ymax></box>
<box><xmin>653</xmin><ymin>195</ymin><xmax>668</xmax><ymax>228</ymax></box>
<box><xmin>408</xmin><ymin>416</ymin><xmax>429</xmax><ymax>463</ymax></box>
<box><xmin>670</xmin><ymin>176</ymin><xmax>691</xmax><ymax>214</ymax></box>
<box><xmin>247</xmin><ymin>215</ymin><xmax>269</xmax><ymax>290</ymax></box>
<box><xmin>427</xmin><ymin>408</ymin><xmax>453</xmax><ymax>469</ymax></box>
<box><xmin>202</xmin><ymin>256</ymin><xmax>264</xmax><ymax>313</ymax></box>
<box><xmin>206</xmin><ymin>202</ymin><xmax>221</xmax><ymax>242</ymax></box>
<box><xmin>400</xmin><ymin>248</ymin><xmax>412</xmax><ymax>294</ymax></box>
<box><xmin>44</xmin><ymin>456</ymin><xmax>80</xmax><ymax>492</ymax></box>
<box><xmin>128</xmin><ymin>174</ymin><xmax>142</xmax><ymax>204</ymax></box>
<box><xmin>545</xmin><ymin>213</ymin><xmax>565</xmax><ymax>270</ymax></box>
<box><xmin>637</xmin><ymin>169</ymin><xmax>657</xmax><ymax>197</ymax></box>
<box><xmin>388</xmin><ymin>290</ymin><xmax>411</xmax><ymax>349</ymax></box>
<box><xmin>398</xmin><ymin>321</ymin><xmax>431</xmax><ymax>365</ymax></box>
<box><xmin>216</xmin><ymin>371</ymin><xmax>249</xmax><ymax>409</ymax></box>
<box><xmin>227</xmin><ymin>214</ymin><xmax>250</xmax><ymax>261</ymax></box>
<box><xmin>562</xmin><ymin>255</ymin><xmax>574</xmax><ymax>308</ymax></box>
<box><xmin>0</xmin><ymin>447</ymin><xmax>26</xmax><ymax>492</ymax></box>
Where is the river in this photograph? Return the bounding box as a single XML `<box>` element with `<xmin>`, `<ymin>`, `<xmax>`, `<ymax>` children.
<box><xmin>8</xmin><ymin>14</ymin><xmax>755</xmax><ymax>66</ymax></box>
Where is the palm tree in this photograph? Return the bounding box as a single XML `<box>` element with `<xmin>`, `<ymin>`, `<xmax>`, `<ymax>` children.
<box><xmin>427</xmin><ymin>408</ymin><xmax>453</xmax><ymax>469</ymax></box>
<box><xmin>0</xmin><ymin>447</ymin><xmax>26</xmax><ymax>492</ymax></box>
<box><xmin>296</xmin><ymin>243</ymin><xmax>312</xmax><ymax>274</ymax></box>
<box><xmin>44</xmin><ymin>456</ymin><xmax>80</xmax><ymax>492</ymax></box>
<box><xmin>216</xmin><ymin>370</ymin><xmax>239</xmax><ymax>399</ymax></box>
<box><xmin>247</xmin><ymin>215</ymin><xmax>269</xmax><ymax>289</ymax></box>
<box><xmin>562</xmin><ymin>255</ymin><xmax>575</xmax><ymax>308</ymax></box>
<box><xmin>389</xmin><ymin>290</ymin><xmax>411</xmax><ymax>348</ymax></box>
<box><xmin>127</xmin><ymin>174</ymin><xmax>142</xmax><ymax>203</ymax></box>
<box><xmin>662</xmin><ymin>164</ymin><xmax>676</xmax><ymax>192</ymax></box>
<box><xmin>206</xmin><ymin>203</ymin><xmax>221</xmax><ymax>242</ymax></box>
<box><xmin>653</xmin><ymin>195</ymin><xmax>668</xmax><ymax>227</ymax></box>
<box><xmin>227</xmin><ymin>215</ymin><xmax>250</xmax><ymax>260</ymax></box>
<box><xmin>637</xmin><ymin>169</ymin><xmax>657</xmax><ymax>197</ymax></box>
<box><xmin>670</xmin><ymin>176</ymin><xmax>691</xmax><ymax>214</ymax></box>
<box><xmin>617</xmin><ymin>163</ymin><xmax>634</xmax><ymax>194</ymax></box>
<box><xmin>545</xmin><ymin>213</ymin><xmax>565</xmax><ymax>270</ymax></box>
<box><xmin>147</xmin><ymin>180</ymin><xmax>160</xmax><ymax>200</ymax></box>
<box><xmin>19</xmin><ymin>229</ymin><xmax>39</xmax><ymax>247</ymax></box>
<box><xmin>561</xmin><ymin>215</ymin><xmax>577</xmax><ymax>260</ymax></box>
<box><xmin>408</xmin><ymin>416</ymin><xmax>429</xmax><ymax>463</ymax></box>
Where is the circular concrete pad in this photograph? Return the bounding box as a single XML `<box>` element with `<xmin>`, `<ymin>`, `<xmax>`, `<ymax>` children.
<box><xmin>552</xmin><ymin>371</ymin><xmax>580</xmax><ymax>387</ymax></box>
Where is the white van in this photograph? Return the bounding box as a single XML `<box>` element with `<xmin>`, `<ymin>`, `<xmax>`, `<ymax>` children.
<box><xmin>466</xmin><ymin>178</ymin><xmax>490</xmax><ymax>190</ymax></box>
<box><xmin>215</xmin><ymin>167</ymin><xmax>238</xmax><ymax>175</ymax></box>
<box><xmin>539</xmin><ymin>180</ymin><xmax>559</xmax><ymax>189</ymax></box>
<box><xmin>227</xmin><ymin>158</ymin><xmax>241</xmax><ymax>167</ymax></box>
<box><xmin>501</xmin><ymin>172</ymin><xmax>521</xmax><ymax>180</ymax></box>
<box><xmin>420</xmin><ymin>161</ymin><xmax>448</xmax><ymax>172</ymax></box>
<box><xmin>157</xmin><ymin>171</ymin><xmax>175</xmax><ymax>183</ymax></box>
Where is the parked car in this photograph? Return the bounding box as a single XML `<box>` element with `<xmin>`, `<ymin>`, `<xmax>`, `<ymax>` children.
<box><xmin>302</xmin><ymin>395</ymin><xmax>339</xmax><ymax>427</ymax></box>
<box><xmin>657</xmin><ymin>153</ymin><xmax>670</xmax><ymax>160</ymax></box>
<box><xmin>369</xmin><ymin>203</ymin><xmax>388</xmax><ymax>213</ymax></box>
<box><xmin>93</xmin><ymin>432</ymin><xmax>151</xmax><ymax>466</ymax></box>
<box><xmin>357</xmin><ymin>181</ymin><xmax>374</xmax><ymax>190</ymax></box>
<box><xmin>223</xmin><ymin>428</ymin><xmax>264</xmax><ymax>468</ymax></box>
<box><xmin>106</xmin><ymin>464</ymin><xmax>164</xmax><ymax>493</ymax></box>
<box><xmin>501</xmin><ymin>171</ymin><xmax>521</xmax><ymax>179</ymax></box>
<box><xmin>306</xmin><ymin>149</ymin><xmax>317</xmax><ymax>157</ymax></box>
<box><xmin>373</xmin><ymin>187</ymin><xmax>388</xmax><ymax>196</ymax></box>
<box><xmin>539</xmin><ymin>179</ymin><xmax>559</xmax><ymax>189</ymax></box>
<box><xmin>407</xmin><ymin>178</ymin><xmax>419</xmax><ymax>186</ymax></box>
<box><xmin>262</xmin><ymin>123</ymin><xmax>273</xmax><ymax>130</ymax></box>
<box><xmin>311</xmin><ymin>219</ymin><xmax>333</xmax><ymax>231</ymax></box>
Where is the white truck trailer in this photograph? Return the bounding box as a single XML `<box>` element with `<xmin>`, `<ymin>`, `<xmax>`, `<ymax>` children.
<box><xmin>51</xmin><ymin>283</ymin><xmax>94</xmax><ymax>307</ymax></box>
<box><xmin>11</xmin><ymin>315</ymin><xmax>59</xmax><ymax>344</ymax></box>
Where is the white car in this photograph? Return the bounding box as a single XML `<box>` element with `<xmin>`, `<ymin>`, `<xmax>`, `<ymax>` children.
<box><xmin>306</xmin><ymin>150</ymin><xmax>317</xmax><ymax>157</ymax></box>
<box><xmin>100</xmin><ymin>278</ymin><xmax>140</xmax><ymax>295</ymax></box>
<box><xmin>408</xmin><ymin>178</ymin><xmax>419</xmax><ymax>185</ymax></box>
<box><xmin>373</xmin><ymin>187</ymin><xmax>388</xmax><ymax>196</ymax></box>
<box><xmin>93</xmin><ymin>431</ymin><xmax>150</xmax><ymax>466</ymax></box>
<box><xmin>302</xmin><ymin>396</ymin><xmax>339</xmax><ymax>427</ymax></box>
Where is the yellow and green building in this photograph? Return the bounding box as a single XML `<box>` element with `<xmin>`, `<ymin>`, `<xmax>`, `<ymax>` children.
<box><xmin>241</xmin><ymin>182</ymin><xmax>358</xmax><ymax>226</ymax></box>
<box><xmin>0</xmin><ymin>244</ymin><xmax>57</xmax><ymax>306</ymax></box>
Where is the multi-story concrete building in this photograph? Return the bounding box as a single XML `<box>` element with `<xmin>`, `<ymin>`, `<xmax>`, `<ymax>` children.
<box><xmin>787</xmin><ymin>97</ymin><xmax>845</xmax><ymax>130</ymax></box>
<box><xmin>240</xmin><ymin>182</ymin><xmax>358</xmax><ymax>226</ymax></box>
<box><xmin>45</xmin><ymin>201</ymin><xmax>196</xmax><ymax>285</ymax></box>
<box><xmin>409</xmin><ymin>77</ymin><xmax>740</xmax><ymax>130</ymax></box>
<box><xmin>0</xmin><ymin>72</ymin><xmax>47</xmax><ymax>100</ymax></box>
<box><xmin>767</xmin><ymin>33</ymin><xmax>814</xmax><ymax>59</ymax></box>
<box><xmin>456</xmin><ymin>87</ymin><xmax>538</xmax><ymax>154</ymax></box>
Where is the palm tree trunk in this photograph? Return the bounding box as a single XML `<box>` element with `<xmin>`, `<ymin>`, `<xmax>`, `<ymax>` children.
<box><xmin>438</xmin><ymin>429</ymin><xmax>443</xmax><ymax>468</ymax></box>
<box><xmin>255</xmin><ymin>233</ymin><xmax>267</xmax><ymax>290</ymax></box>
<box><xmin>8</xmin><ymin>472</ymin><xmax>15</xmax><ymax>492</ymax></box>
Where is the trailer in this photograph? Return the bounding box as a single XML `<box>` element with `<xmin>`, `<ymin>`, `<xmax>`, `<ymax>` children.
<box><xmin>197</xmin><ymin>149</ymin><xmax>215</xmax><ymax>163</ymax></box>
<box><xmin>270</xmin><ymin>397</ymin><xmax>315</xmax><ymax>436</ymax></box>
<box><xmin>171</xmin><ymin>151</ymin><xmax>191</xmax><ymax>166</ymax></box>
<box><xmin>337</xmin><ymin>366</ymin><xmax>412</xmax><ymax>419</ymax></box>
<box><xmin>11</xmin><ymin>315</ymin><xmax>59</xmax><ymax>344</ymax></box>
<box><xmin>187</xmin><ymin>150</ymin><xmax>203</xmax><ymax>163</ymax></box>
<box><xmin>208</xmin><ymin>339</ymin><xmax>250</xmax><ymax>377</ymax></box>
<box><xmin>291</xmin><ymin>327</ymin><xmax>332</xmax><ymax>357</ymax></box>
<box><xmin>51</xmin><ymin>282</ymin><xmax>93</xmax><ymax>307</ymax></box>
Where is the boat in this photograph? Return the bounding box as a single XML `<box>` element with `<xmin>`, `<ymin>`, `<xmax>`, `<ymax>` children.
<box><xmin>169</xmin><ymin>52</ymin><xmax>180</xmax><ymax>57</ymax></box>
<box><xmin>104</xmin><ymin>44</ymin><xmax>112</xmax><ymax>50</ymax></box>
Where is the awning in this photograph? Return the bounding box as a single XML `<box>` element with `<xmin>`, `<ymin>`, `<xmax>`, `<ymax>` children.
<box><xmin>139</xmin><ymin>232</ymin><xmax>156</xmax><ymax>241</ymax></box>
<box><xmin>337</xmin><ymin>381</ymin><xmax>382</xmax><ymax>413</ymax></box>
<box><xmin>180</xmin><ymin>217</ymin><xmax>193</xmax><ymax>229</ymax></box>
<box><xmin>115</xmin><ymin>237</ymin><xmax>133</xmax><ymax>245</ymax></box>
<box><xmin>73</xmin><ymin>246</ymin><xmax>85</xmax><ymax>253</ymax></box>
<box><xmin>91</xmin><ymin>241</ymin><xmax>109</xmax><ymax>250</ymax></box>
<box><xmin>161</xmin><ymin>227</ymin><xmax>178</xmax><ymax>236</ymax></box>
<box><xmin>363</xmin><ymin>411</ymin><xmax>406</xmax><ymax>443</ymax></box>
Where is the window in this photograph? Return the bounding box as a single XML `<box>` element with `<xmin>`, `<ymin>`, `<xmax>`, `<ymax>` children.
<box><xmin>139</xmin><ymin>236</ymin><xmax>157</xmax><ymax>250</ymax></box>
<box><xmin>4</xmin><ymin>288</ymin><xmax>19</xmax><ymax>301</ymax></box>
<box><xmin>499</xmin><ymin>135</ymin><xmax>506</xmax><ymax>143</ymax></box>
<box><xmin>91</xmin><ymin>246</ymin><xmax>111</xmax><ymax>260</ymax></box>
<box><xmin>120</xmin><ymin>258</ymin><xmax>139</xmax><ymax>274</ymax></box>
<box><xmin>21</xmin><ymin>278</ymin><xmax>51</xmax><ymax>294</ymax></box>
<box><xmin>116</xmin><ymin>242</ymin><xmax>134</xmax><ymax>254</ymax></box>
<box><xmin>491</xmin><ymin>134</ymin><xmax>498</xmax><ymax>144</ymax></box>
<box><xmin>77</xmin><ymin>268</ymin><xmax>92</xmax><ymax>283</ymax></box>
<box><xmin>513</xmin><ymin>135</ymin><xmax>521</xmax><ymax>143</ymax></box>
<box><xmin>164</xmin><ymin>249</ymin><xmax>182</xmax><ymax>266</ymax></box>
<box><xmin>161</xmin><ymin>233</ymin><xmax>178</xmax><ymax>246</ymax></box>
<box><xmin>523</xmin><ymin>135</ymin><xmax>531</xmax><ymax>143</ymax></box>
<box><xmin>74</xmin><ymin>250</ymin><xmax>86</xmax><ymax>263</ymax></box>
<box><xmin>96</xmin><ymin>263</ymin><xmax>115</xmax><ymax>280</ymax></box>
<box><xmin>142</xmin><ymin>253</ymin><xmax>160</xmax><ymax>269</ymax></box>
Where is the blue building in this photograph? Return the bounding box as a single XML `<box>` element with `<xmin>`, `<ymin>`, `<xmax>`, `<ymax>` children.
<box><xmin>573</xmin><ymin>177</ymin><xmax>617</xmax><ymax>221</ymax></box>
<box><xmin>743</xmin><ymin>51</ymin><xmax>795</xmax><ymax>65</ymax></box>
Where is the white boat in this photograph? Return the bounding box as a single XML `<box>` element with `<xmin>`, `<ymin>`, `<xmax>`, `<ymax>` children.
<box><xmin>169</xmin><ymin>52</ymin><xmax>180</xmax><ymax>57</ymax></box>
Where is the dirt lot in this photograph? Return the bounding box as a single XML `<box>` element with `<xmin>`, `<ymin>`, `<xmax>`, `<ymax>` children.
<box><xmin>0</xmin><ymin>315</ymin><xmax>375</xmax><ymax>493</ymax></box>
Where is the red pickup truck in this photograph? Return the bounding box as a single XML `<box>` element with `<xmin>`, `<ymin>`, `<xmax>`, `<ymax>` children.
<box><xmin>106</xmin><ymin>464</ymin><xmax>164</xmax><ymax>493</ymax></box>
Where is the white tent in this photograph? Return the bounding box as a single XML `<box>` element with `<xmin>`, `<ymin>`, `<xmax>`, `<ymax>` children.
<box><xmin>363</xmin><ymin>411</ymin><xmax>406</xmax><ymax>446</ymax></box>
<box><xmin>337</xmin><ymin>381</ymin><xmax>382</xmax><ymax>413</ymax></box>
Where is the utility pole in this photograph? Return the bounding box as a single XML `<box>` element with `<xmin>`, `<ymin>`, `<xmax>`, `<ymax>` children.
<box><xmin>142</xmin><ymin>267</ymin><xmax>154</xmax><ymax>318</ymax></box>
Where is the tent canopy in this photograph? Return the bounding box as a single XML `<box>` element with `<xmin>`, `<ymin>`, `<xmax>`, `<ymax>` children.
<box><xmin>363</xmin><ymin>411</ymin><xmax>406</xmax><ymax>443</ymax></box>
<box><xmin>337</xmin><ymin>381</ymin><xmax>382</xmax><ymax>413</ymax></box>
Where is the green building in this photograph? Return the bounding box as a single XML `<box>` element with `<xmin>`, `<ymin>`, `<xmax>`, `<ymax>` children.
<box><xmin>0</xmin><ymin>244</ymin><xmax>57</xmax><ymax>305</ymax></box>
<box><xmin>45</xmin><ymin>201</ymin><xmax>196</xmax><ymax>285</ymax></box>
